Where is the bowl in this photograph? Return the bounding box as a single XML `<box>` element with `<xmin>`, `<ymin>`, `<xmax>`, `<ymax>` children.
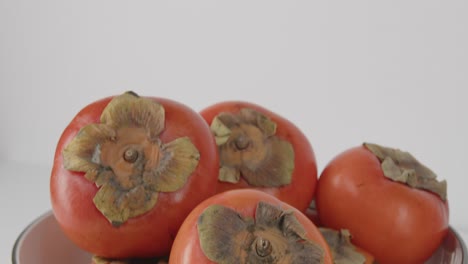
<box><xmin>12</xmin><ymin>211</ymin><xmax>92</xmax><ymax>264</ymax></box>
<box><xmin>12</xmin><ymin>211</ymin><xmax>467</xmax><ymax>263</ymax></box>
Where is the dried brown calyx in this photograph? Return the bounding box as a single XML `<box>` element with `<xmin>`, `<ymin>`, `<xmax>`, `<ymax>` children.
<box><xmin>210</xmin><ymin>108</ymin><xmax>294</xmax><ymax>187</ymax></box>
<box><xmin>197</xmin><ymin>201</ymin><xmax>324</xmax><ymax>263</ymax></box>
<box><xmin>62</xmin><ymin>92</ymin><xmax>200</xmax><ymax>226</ymax></box>
<box><xmin>364</xmin><ymin>143</ymin><xmax>447</xmax><ymax>201</ymax></box>
<box><xmin>319</xmin><ymin>228</ymin><xmax>366</xmax><ymax>264</ymax></box>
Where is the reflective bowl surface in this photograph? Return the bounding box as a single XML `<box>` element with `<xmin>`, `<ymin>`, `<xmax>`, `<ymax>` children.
<box><xmin>12</xmin><ymin>211</ymin><xmax>467</xmax><ymax>263</ymax></box>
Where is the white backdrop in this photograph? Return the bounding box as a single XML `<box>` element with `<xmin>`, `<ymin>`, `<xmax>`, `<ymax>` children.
<box><xmin>1</xmin><ymin>0</ymin><xmax>467</xmax><ymax>252</ymax></box>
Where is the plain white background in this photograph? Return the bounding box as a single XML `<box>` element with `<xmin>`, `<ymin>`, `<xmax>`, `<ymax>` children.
<box><xmin>1</xmin><ymin>0</ymin><xmax>467</xmax><ymax>262</ymax></box>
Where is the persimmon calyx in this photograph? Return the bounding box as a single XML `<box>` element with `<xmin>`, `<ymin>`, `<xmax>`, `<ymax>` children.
<box><xmin>62</xmin><ymin>91</ymin><xmax>200</xmax><ymax>226</ymax></box>
<box><xmin>197</xmin><ymin>201</ymin><xmax>324</xmax><ymax>263</ymax></box>
<box><xmin>364</xmin><ymin>142</ymin><xmax>447</xmax><ymax>201</ymax></box>
<box><xmin>210</xmin><ymin>108</ymin><xmax>294</xmax><ymax>187</ymax></box>
<box><xmin>319</xmin><ymin>228</ymin><xmax>366</xmax><ymax>264</ymax></box>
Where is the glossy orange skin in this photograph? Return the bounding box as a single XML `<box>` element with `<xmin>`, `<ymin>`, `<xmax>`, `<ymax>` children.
<box><xmin>316</xmin><ymin>145</ymin><xmax>449</xmax><ymax>264</ymax></box>
<box><xmin>50</xmin><ymin>95</ymin><xmax>219</xmax><ymax>259</ymax></box>
<box><xmin>200</xmin><ymin>101</ymin><xmax>318</xmax><ymax>213</ymax></box>
<box><xmin>169</xmin><ymin>189</ymin><xmax>334</xmax><ymax>264</ymax></box>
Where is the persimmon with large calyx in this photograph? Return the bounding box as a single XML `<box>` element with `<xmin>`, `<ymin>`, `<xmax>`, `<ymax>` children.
<box><xmin>50</xmin><ymin>91</ymin><xmax>219</xmax><ymax>259</ymax></box>
<box><xmin>200</xmin><ymin>101</ymin><xmax>318</xmax><ymax>212</ymax></box>
<box><xmin>169</xmin><ymin>189</ymin><xmax>334</xmax><ymax>264</ymax></box>
<box><xmin>316</xmin><ymin>143</ymin><xmax>449</xmax><ymax>264</ymax></box>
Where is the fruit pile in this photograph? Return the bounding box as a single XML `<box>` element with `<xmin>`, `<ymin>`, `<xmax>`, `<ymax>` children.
<box><xmin>50</xmin><ymin>91</ymin><xmax>449</xmax><ymax>264</ymax></box>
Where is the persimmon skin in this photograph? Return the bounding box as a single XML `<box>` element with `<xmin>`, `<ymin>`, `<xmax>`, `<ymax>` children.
<box><xmin>50</xmin><ymin>95</ymin><xmax>219</xmax><ymax>258</ymax></box>
<box><xmin>200</xmin><ymin>101</ymin><xmax>318</xmax><ymax>213</ymax></box>
<box><xmin>169</xmin><ymin>189</ymin><xmax>334</xmax><ymax>264</ymax></box>
<box><xmin>316</xmin><ymin>145</ymin><xmax>449</xmax><ymax>264</ymax></box>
